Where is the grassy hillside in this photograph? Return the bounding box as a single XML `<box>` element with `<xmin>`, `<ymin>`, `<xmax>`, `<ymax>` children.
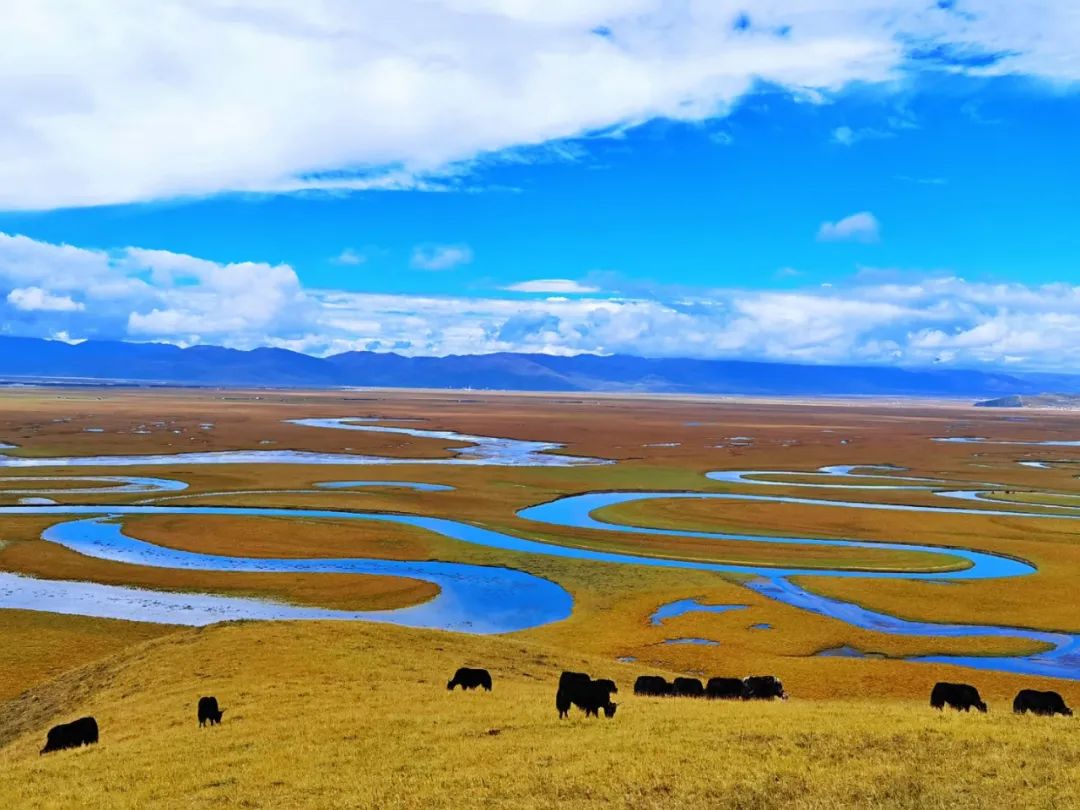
<box><xmin>3</xmin><ymin>621</ymin><xmax>1080</xmax><ymax>809</ymax></box>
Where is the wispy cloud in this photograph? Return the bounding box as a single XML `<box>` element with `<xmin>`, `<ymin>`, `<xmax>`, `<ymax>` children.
<box><xmin>331</xmin><ymin>248</ymin><xmax>367</xmax><ymax>266</ymax></box>
<box><xmin>817</xmin><ymin>212</ymin><xmax>881</xmax><ymax>243</ymax></box>
<box><xmin>895</xmin><ymin>175</ymin><xmax>948</xmax><ymax>185</ymax></box>
<box><xmin>831</xmin><ymin>125</ymin><xmax>890</xmax><ymax>146</ymax></box>
<box><xmin>503</xmin><ymin>279</ymin><xmax>600</xmax><ymax>294</ymax></box>
<box><xmin>410</xmin><ymin>244</ymin><xmax>473</xmax><ymax>271</ymax></box>
<box><xmin>4</xmin><ymin>232</ymin><xmax>1080</xmax><ymax>372</ymax></box>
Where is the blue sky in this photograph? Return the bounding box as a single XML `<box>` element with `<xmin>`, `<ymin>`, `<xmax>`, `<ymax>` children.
<box><xmin>0</xmin><ymin>2</ymin><xmax>1078</xmax><ymax>370</ymax></box>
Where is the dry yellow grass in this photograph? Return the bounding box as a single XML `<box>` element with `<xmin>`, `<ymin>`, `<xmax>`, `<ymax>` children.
<box><xmin>123</xmin><ymin>513</ymin><xmax>440</xmax><ymax>560</ymax></box>
<box><xmin>590</xmin><ymin>498</ymin><xmax>967</xmax><ymax>572</ymax></box>
<box><xmin>0</xmin><ymin>611</ymin><xmax>173</xmax><ymax>702</ymax></box>
<box><xmin>2</xmin><ymin>621</ymin><xmax>1080</xmax><ymax>809</ymax></box>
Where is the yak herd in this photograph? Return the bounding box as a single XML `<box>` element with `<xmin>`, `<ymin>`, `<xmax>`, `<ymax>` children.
<box><xmin>446</xmin><ymin>667</ymin><xmax>1076</xmax><ymax>723</ymax></box>
<box><xmin>633</xmin><ymin>674</ymin><xmax>786</xmax><ymax>700</ymax></box>
<box><xmin>932</xmin><ymin>682</ymin><xmax>1074</xmax><ymax>717</ymax></box>
<box><xmin>34</xmin><ymin>673</ymin><xmax>1075</xmax><ymax>755</ymax></box>
<box><xmin>444</xmin><ymin>666</ymin><xmax>789</xmax><ymax>719</ymax></box>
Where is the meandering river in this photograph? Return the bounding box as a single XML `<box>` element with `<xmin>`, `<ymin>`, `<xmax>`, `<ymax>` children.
<box><xmin>1</xmin><ymin>422</ymin><xmax>1078</xmax><ymax>678</ymax></box>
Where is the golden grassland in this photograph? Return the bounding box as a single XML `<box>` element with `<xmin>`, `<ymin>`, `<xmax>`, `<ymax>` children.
<box><xmin>4</xmin><ymin>622</ymin><xmax>1080</xmax><ymax>810</ymax></box>
<box><xmin>1</xmin><ymin>390</ymin><xmax>1080</xmax><ymax>805</ymax></box>
<box><xmin>0</xmin><ymin>611</ymin><xmax>173</xmax><ymax>702</ymax></box>
<box><xmin>123</xmin><ymin>513</ymin><xmax>440</xmax><ymax>560</ymax></box>
<box><xmin>589</xmin><ymin>498</ymin><xmax>968</xmax><ymax>572</ymax></box>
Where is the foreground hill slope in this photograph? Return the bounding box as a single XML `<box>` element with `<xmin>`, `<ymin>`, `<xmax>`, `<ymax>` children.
<box><xmin>3</xmin><ymin>622</ymin><xmax>1080</xmax><ymax>809</ymax></box>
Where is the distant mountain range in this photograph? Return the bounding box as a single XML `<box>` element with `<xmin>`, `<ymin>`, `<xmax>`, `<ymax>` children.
<box><xmin>0</xmin><ymin>335</ymin><xmax>1075</xmax><ymax>397</ymax></box>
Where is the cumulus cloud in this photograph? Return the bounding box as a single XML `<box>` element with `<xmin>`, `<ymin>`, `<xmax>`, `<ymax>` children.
<box><xmin>7</xmin><ymin>287</ymin><xmax>84</xmax><ymax>312</ymax></box>
<box><xmin>817</xmin><ymin>211</ymin><xmax>881</xmax><ymax>242</ymax></box>
<box><xmin>0</xmin><ymin>232</ymin><xmax>308</xmax><ymax>346</ymax></box>
<box><xmin>3</xmin><ymin>232</ymin><xmax>1080</xmax><ymax>372</ymax></box>
<box><xmin>410</xmin><ymin>244</ymin><xmax>474</xmax><ymax>271</ymax></box>
<box><xmin>0</xmin><ymin>1</ymin><xmax>1077</xmax><ymax>210</ymax></box>
<box><xmin>503</xmin><ymin>279</ymin><xmax>600</xmax><ymax>293</ymax></box>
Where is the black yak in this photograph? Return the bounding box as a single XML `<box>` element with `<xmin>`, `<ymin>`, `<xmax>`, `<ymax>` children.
<box><xmin>673</xmin><ymin>677</ymin><xmax>705</xmax><ymax>698</ymax></box>
<box><xmin>705</xmin><ymin>677</ymin><xmax>744</xmax><ymax>700</ymax></box>
<box><xmin>559</xmin><ymin>671</ymin><xmax>590</xmax><ymax>689</ymax></box>
<box><xmin>198</xmin><ymin>696</ymin><xmax>225</xmax><ymax>727</ymax></box>
<box><xmin>447</xmin><ymin>667</ymin><xmax>492</xmax><ymax>691</ymax></box>
<box><xmin>593</xmin><ymin>678</ymin><xmax>618</xmax><ymax>695</ymax></box>
<box><xmin>557</xmin><ymin>671</ymin><xmax>593</xmax><ymax>719</ymax></box>
<box><xmin>633</xmin><ymin>675</ymin><xmax>672</xmax><ymax>696</ymax></box>
<box><xmin>742</xmin><ymin>675</ymin><xmax>787</xmax><ymax>700</ymax></box>
<box><xmin>41</xmin><ymin>717</ymin><xmax>98</xmax><ymax>755</ymax></box>
<box><xmin>1013</xmin><ymin>689</ymin><xmax>1072</xmax><ymax>717</ymax></box>
<box><xmin>558</xmin><ymin>678</ymin><xmax>617</xmax><ymax>719</ymax></box>
<box><xmin>930</xmin><ymin>682</ymin><xmax>986</xmax><ymax>712</ymax></box>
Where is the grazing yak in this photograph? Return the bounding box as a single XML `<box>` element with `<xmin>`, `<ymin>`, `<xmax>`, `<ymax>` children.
<box><xmin>198</xmin><ymin>696</ymin><xmax>225</xmax><ymax>727</ymax></box>
<box><xmin>673</xmin><ymin>677</ymin><xmax>705</xmax><ymax>698</ymax></box>
<box><xmin>41</xmin><ymin>717</ymin><xmax>98</xmax><ymax>755</ymax></box>
<box><xmin>633</xmin><ymin>675</ymin><xmax>673</xmax><ymax>697</ymax></box>
<box><xmin>1014</xmin><ymin>689</ymin><xmax>1072</xmax><ymax>717</ymax></box>
<box><xmin>593</xmin><ymin>678</ymin><xmax>618</xmax><ymax>695</ymax></box>
<box><xmin>556</xmin><ymin>671</ymin><xmax>617</xmax><ymax>719</ymax></box>
<box><xmin>742</xmin><ymin>675</ymin><xmax>787</xmax><ymax>700</ymax></box>
<box><xmin>447</xmin><ymin>667</ymin><xmax>493</xmax><ymax>692</ymax></box>
<box><xmin>559</xmin><ymin>671</ymin><xmax>591</xmax><ymax>690</ymax></box>
<box><xmin>556</xmin><ymin>671</ymin><xmax>591</xmax><ymax>718</ymax></box>
<box><xmin>705</xmin><ymin>677</ymin><xmax>744</xmax><ymax>700</ymax></box>
<box><xmin>930</xmin><ymin>682</ymin><xmax>987</xmax><ymax>712</ymax></box>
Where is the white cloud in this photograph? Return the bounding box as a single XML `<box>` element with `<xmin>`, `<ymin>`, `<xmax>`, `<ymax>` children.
<box><xmin>6</xmin><ymin>286</ymin><xmax>84</xmax><ymax>312</ymax></box>
<box><xmin>503</xmin><ymin>279</ymin><xmax>600</xmax><ymax>293</ymax></box>
<box><xmin>0</xmin><ymin>1</ymin><xmax>1077</xmax><ymax>210</ymax></box>
<box><xmin>410</xmin><ymin>244</ymin><xmax>474</xmax><ymax>271</ymax></box>
<box><xmin>3</xmin><ymin>232</ymin><xmax>1080</xmax><ymax>372</ymax></box>
<box><xmin>817</xmin><ymin>211</ymin><xmax>881</xmax><ymax>242</ymax></box>
<box><xmin>332</xmin><ymin>249</ymin><xmax>367</xmax><ymax>266</ymax></box>
<box><xmin>0</xmin><ymin>232</ymin><xmax>308</xmax><ymax>345</ymax></box>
